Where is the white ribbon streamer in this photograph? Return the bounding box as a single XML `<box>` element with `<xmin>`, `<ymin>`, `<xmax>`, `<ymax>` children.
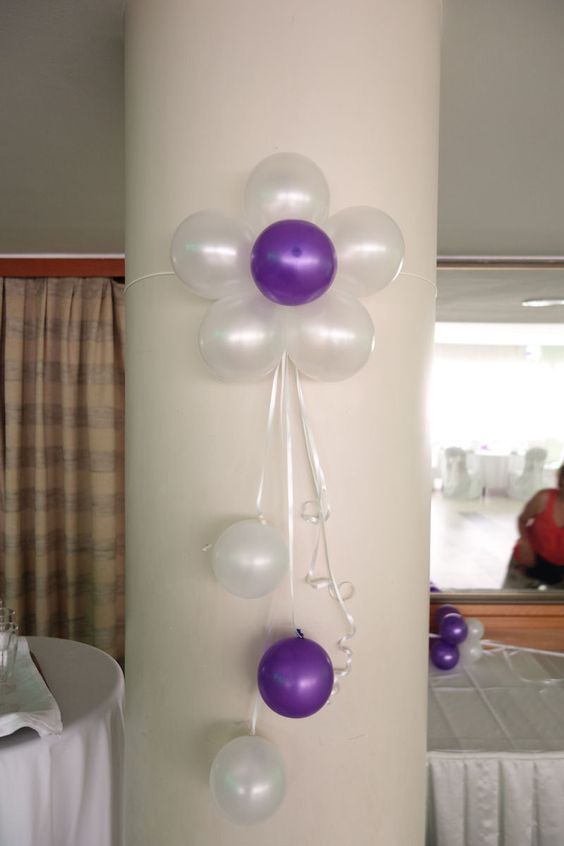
<box><xmin>255</xmin><ymin>362</ymin><xmax>281</xmax><ymax>523</ymax></box>
<box><xmin>281</xmin><ymin>354</ymin><xmax>297</xmax><ymax>631</ymax></box>
<box><xmin>294</xmin><ymin>366</ymin><xmax>356</xmax><ymax>696</ymax></box>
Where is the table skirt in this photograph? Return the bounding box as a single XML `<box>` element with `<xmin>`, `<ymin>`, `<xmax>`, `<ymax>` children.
<box><xmin>427</xmin><ymin>751</ymin><xmax>564</xmax><ymax>846</ymax></box>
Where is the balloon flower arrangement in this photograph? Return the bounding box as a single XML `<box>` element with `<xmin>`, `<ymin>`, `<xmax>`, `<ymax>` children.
<box><xmin>170</xmin><ymin>152</ymin><xmax>404</xmax><ymax>825</ymax></box>
<box><xmin>430</xmin><ymin>604</ymin><xmax>484</xmax><ymax>671</ymax></box>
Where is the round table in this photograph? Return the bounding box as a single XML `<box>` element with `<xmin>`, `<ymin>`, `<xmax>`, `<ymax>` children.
<box><xmin>0</xmin><ymin>636</ymin><xmax>124</xmax><ymax>846</ymax></box>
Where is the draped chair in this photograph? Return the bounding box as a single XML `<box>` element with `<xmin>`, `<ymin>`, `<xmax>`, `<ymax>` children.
<box><xmin>507</xmin><ymin>446</ymin><xmax>548</xmax><ymax>501</ymax></box>
<box><xmin>441</xmin><ymin>447</ymin><xmax>482</xmax><ymax>500</ymax></box>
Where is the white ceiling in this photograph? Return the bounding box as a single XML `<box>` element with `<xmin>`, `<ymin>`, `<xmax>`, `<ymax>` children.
<box><xmin>438</xmin><ymin>0</ymin><xmax>564</xmax><ymax>258</ymax></box>
<box><xmin>1</xmin><ymin>0</ymin><xmax>563</xmax><ymax>322</ymax></box>
<box><xmin>437</xmin><ymin>267</ymin><xmax>564</xmax><ymax>323</ymax></box>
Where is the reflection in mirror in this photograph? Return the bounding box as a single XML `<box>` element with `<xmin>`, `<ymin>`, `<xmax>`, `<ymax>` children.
<box><xmin>429</xmin><ymin>264</ymin><xmax>564</xmax><ymax>593</ymax></box>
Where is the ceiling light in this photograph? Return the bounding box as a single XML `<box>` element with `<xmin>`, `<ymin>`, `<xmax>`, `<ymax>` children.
<box><xmin>521</xmin><ymin>298</ymin><xmax>564</xmax><ymax>308</ymax></box>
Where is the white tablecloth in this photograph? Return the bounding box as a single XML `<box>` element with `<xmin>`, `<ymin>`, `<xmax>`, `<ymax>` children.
<box><xmin>427</xmin><ymin>649</ymin><xmax>564</xmax><ymax>846</ymax></box>
<box><xmin>0</xmin><ymin>636</ymin><xmax>124</xmax><ymax>846</ymax></box>
<box><xmin>476</xmin><ymin>452</ymin><xmax>510</xmax><ymax>493</ymax></box>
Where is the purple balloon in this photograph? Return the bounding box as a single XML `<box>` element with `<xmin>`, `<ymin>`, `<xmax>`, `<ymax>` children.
<box><xmin>251</xmin><ymin>219</ymin><xmax>337</xmax><ymax>306</ymax></box>
<box><xmin>258</xmin><ymin>634</ymin><xmax>334</xmax><ymax>718</ymax></box>
<box><xmin>434</xmin><ymin>604</ymin><xmax>460</xmax><ymax>627</ymax></box>
<box><xmin>439</xmin><ymin>613</ymin><xmax>468</xmax><ymax>646</ymax></box>
<box><xmin>430</xmin><ymin>582</ymin><xmax>441</xmax><ymax>593</ymax></box>
<box><xmin>430</xmin><ymin>637</ymin><xmax>459</xmax><ymax>671</ymax></box>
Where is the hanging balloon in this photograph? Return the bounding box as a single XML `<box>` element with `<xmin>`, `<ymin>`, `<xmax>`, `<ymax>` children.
<box><xmin>244</xmin><ymin>152</ymin><xmax>330</xmax><ymax>232</ymax></box>
<box><xmin>251</xmin><ymin>220</ymin><xmax>337</xmax><ymax>306</ymax></box>
<box><xmin>170</xmin><ymin>210</ymin><xmax>252</xmax><ymax>299</ymax></box>
<box><xmin>430</xmin><ymin>637</ymin><xmax>459</xmax><ymax>671</ymax></box>
<box><xmin>209</xmin><ymin>735</ymin><xmax>286</xmax><ymax>825</ymax></box>
<box><xmin>198</xmin><ymin>293</ymin><xmax>284</xmax><ymax>381</ymax></box>
<box><xmin>258</xmin><ymin>634</ymin><xmax>334</xmax><ymax>718</ymax></box>
<box><xmin>438</xmin><ymin>613</ymin><xmax>468</xmax><ymax>646</ymax></box>
<box><xmin>286</xmin><ymin>290</ymin><xmax>375</xmax><ymax>381</ymax></box>
<box><xmin>326</xmin><ymin>206</ymin><xmax>405</xmax><ymax>298</ymax></box>
<box><xmin>211</xmin><ymin>520</ymin><xmax>288</xmax><ymax>599</ymax></box>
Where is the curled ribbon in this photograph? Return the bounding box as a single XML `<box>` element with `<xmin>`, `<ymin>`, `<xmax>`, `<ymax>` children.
<box><xmin>294</xmin><ymin>367</ymin><xmax>357</xmax><ymax>697</ymax></box>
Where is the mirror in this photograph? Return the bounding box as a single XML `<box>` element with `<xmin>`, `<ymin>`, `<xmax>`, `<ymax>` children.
<box><xmin>430</xmin><ymin>262</ymin><xmax>564</xmax><ymax>597</ymax></box>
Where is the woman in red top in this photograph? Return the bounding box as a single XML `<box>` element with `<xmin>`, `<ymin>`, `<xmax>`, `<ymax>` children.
<box><xmin>503</xmin><ymin>464</ymin><xmax>564</xmax><ymax>589</ymax></box>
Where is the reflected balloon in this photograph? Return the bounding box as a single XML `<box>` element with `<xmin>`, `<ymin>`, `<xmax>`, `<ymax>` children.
<box><xmin>171</xmin><ymin>210</ymin><xmax>253</xmax><ymax>300</ymax></box>
<box><xmin>458</xmin><ymin>639</ymin><xmax>483</xmax><ymax>666</ymax></box>
<box><xmin>251</xmin><ymin>220</ymin><xmax>336</xmax><ymax>306</ymax></box>
<box><xmin>434</xmin><ymin>605</ymin><xmax>460</xmax><ymax>628</ymax></box>
<box><xmin>430</xmin><ymin>637</ymin><xmax>459</xmax><ymax>671</ymax></box>
<box><xmin>209</xmin><ymin>735</ymin><xmax>286</xmax><ymax>825</ymax></box>
<box><xmin>465</xmin><ymin>618</ymin><xmax>485</xmax><ymax>642</ymax></box>
<box><xmin>326</xmin><ymin>206</ymin><xmax>404</xmax><ymax>297</ymax></box>
<box><xmin>439</xmin><ymin>613</ymin><xmax>468</xmax><ymax>646</ymax></box>
<box><xmin>199</xmin><ymin>294</ymin><xmax>284</xmax><ymax>381</ymax></box>
<box><xmin>245</xmin><ymin>152</ymin><xmax>330</xmax><ymax>232</ymax></box>
<box><xmin>212</xmin><ymin>520</ymin><xmax>288</xmax><ymax>598</ymax></box>
<box><xmin>286</xmin><ymin>290</ymin><xmax>375</xmax><ymax>381</ymax></box>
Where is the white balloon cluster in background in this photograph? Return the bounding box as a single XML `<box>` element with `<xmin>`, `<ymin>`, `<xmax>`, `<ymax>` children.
<box><xmin>458</xmin><ymin>617</ymin><xmax>485</xmax><ymax>665</ymax></box>
<box><xmin>171</xmin><ymin>152</ymin><xmax>405</xmax><ymax>382</ymax></box>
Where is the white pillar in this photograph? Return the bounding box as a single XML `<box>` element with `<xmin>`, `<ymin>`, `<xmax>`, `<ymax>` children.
<box><xmin>125</xmin><ymin>2</ymin><xmax>441</xmax><ymax>844</ymax></box>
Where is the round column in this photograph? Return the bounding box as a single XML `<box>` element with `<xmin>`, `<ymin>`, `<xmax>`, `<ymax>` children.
<box><xmin>125</xmin><ymin>1</ymin><xmax>441</xmax><ymax>844</ymax></box>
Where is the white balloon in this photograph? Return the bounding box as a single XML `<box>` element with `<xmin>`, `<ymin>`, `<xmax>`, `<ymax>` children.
<box><xmin>326</xmin><ymin>206</ymin><xmax>405</xmax><ymax>297</ymax></box>
<box><xmin>244</xmin><ymin>152</ymin><xmax>330</xmax><ymax>232</ymax></box>
<box><xmin>199</xmin><ymin>294</ymin><xmax>284</xmax><ymax>381</ymax></box>
<box><xmin>286</xmin><ymin>290</ymin><xmax>375</xmax><ymax>381</ymax></box>
<box><xmin>171</xmin><ymin>210</ymin><xmax>253</xmax><ymax>299</ymax></box>
<box><xmin>210</xmin><ymin>735</ymin><xmax>286</xmax><ymax>825</ymax></box>
<box><xmin>212</xmin><ymin>520</ymin><xmax>288</xmax><ymax>598</ymax></box>
<box><xmin>465</xmin><ymin>618</ymin><xmax>485</xmax><ymax>642</ymax></box>
<box><xmin>458</xmin><ymin>640</ymin><xmax>483</xmax><ymax>666</ymax></box>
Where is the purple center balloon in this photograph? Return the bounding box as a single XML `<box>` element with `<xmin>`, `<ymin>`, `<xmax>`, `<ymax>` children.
<box><xmin>251</xmin><ymin>219</ymin><xmax>337</xmax><ymax>306</ymax></box>
<box><xmin>257</xmin><ymin>635</ymin><xmax>334</xmax><ymax>718</ymax></box>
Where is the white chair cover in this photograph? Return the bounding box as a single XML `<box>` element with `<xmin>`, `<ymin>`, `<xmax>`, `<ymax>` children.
<box><xmin>508</xmin><ymin>447</ymin><xmax>547</xmax><ymax>501</ymax></box>
<box><xmin>441</xmin><ymin>447</ymin><xmax>482</xmax><ymax>500</ymax></box>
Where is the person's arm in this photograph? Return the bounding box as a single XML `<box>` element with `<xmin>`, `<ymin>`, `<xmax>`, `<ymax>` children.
<box><xmin>516</xmin><ymin>491</ymin><xmax>546</xmax><ymax>566</ymax></box>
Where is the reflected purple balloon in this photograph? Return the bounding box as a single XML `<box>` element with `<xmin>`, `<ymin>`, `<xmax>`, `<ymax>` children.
<box><xmin>430</xmin><ymin>637</ymin><xmax>459</xmax><ymax>671</ymax></box>
<box><xmin>429</xmin><ymin>582</ymin><xmax>441</xmax><ymax>593</ymax></box>
<box><xmin>439</xmin><ymin>613</ymin><xmax>468</xmax><ymax>646</ymax></box>
<box><xmin>257</xmin><ymin>635</ymin><xmax>334</xmax><ymax>718</ymax></box>
<box><xmin>434</xmin><ymin>604</ymin><xmax>459</xmax><ymax>627</ymax></box>
<box><xmin>251</xmin><ymin>220</ymin><xmax>336</xmax><ymax>306</ymax></box>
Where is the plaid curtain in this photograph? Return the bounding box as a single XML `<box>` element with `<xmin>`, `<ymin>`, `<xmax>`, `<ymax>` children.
<box><xmin>1</xmin><ymin>277</ymin><xmax>125</xmax><ymax>661</ymax></box>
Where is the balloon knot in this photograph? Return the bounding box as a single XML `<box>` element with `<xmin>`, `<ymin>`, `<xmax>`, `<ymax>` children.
<box><xmin>296</xmin><ymin>628</ymin><xmax>305</xmax><ymax>639</ymax></box>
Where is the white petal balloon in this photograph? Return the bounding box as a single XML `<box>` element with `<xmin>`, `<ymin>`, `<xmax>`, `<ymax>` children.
<box><xmin>326</xmin><ymin>206</ymin><xmax>405</xmax><ymax>297</ymax></box>
<box><xmin>244</xmin><ymin>152</ymin><xmax>330</xmax><ymax>232</ymax></box>
<box><xmin>171</xmin><ymin>210</ymin><xmax>253</xmax><ymax>299</ymax></box>
<box><xmin>212</xmin><ymin>520</ymin><xmax>288</xmax><ymax>598</ymax></box>
<box><xmin>199</xmin><ymin>294</ymin><xmax>284</xmax><ymax>381</ymax></box>
<box><xmin>286</xmin><ymin>290</ymin><xmax>375</xmax><ymax>382</ymax></box>
<box><xmin>210</xmin><ymin>735</ymin><xmax>286</xmax><ymax>825</ymax></box>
